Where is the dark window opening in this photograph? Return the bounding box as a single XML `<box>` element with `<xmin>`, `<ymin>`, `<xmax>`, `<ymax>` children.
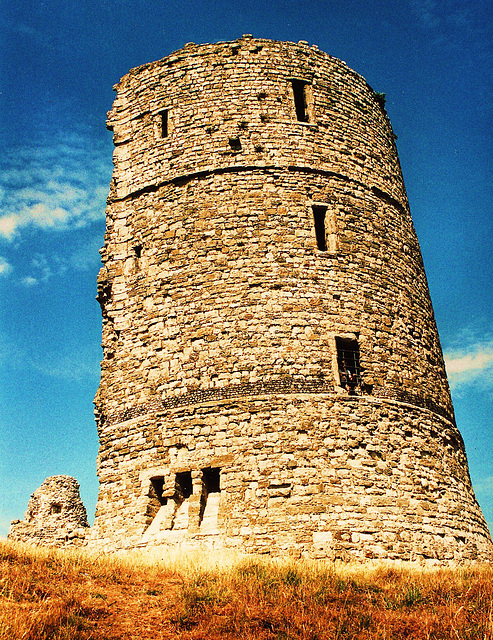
<box><xmin>50</xmin><ymin>503</ymin><xmax>62</xmax><ymax>515</ymax></box>
<box><xmin>292</xmin><ymin>80</ymin><xmax>309</xmax><ymax>122</ymax></box>
<box><xmin>336</xmin><ymin>337</ymin><xmax>361</xmax><ymax>393</ymax></box>
<box><xmin>160</xmin><ymin>110</ymin><xmax>169</xmax><ymax>138</ymax></box>
<box><xmin>203</xmin><ymin>467</ymin><xmax>220</xmax><ymax>494</ymax></box>
<box><xmin>133</xmin><ymin>244</ymin><xmax>142</xmax><ymax>258</ymax></box>
<box><xmin>312</xmin><ymin>205</ymin><xmax>327</xmax><ymax>251</ymax></box>
<box><xmin>229</xmin><ymin>137</ymin><xmax>242</xmax><ymax>151</ymax></box>
<box><xmin>144</xmin><ymin>476</ymin><xmax>168</xmax><ymax>528</ymax></box>
<box><xmin>150</xmin><ymin>476</ymin><xmax>167</xmax><ymax>506</ymax></box>
<box><xmin>199</xmin><ymin>467</ymin><xmax>221</xmax><ymax>525</ymax></box>
<box><xmin>176</xmin><ymin>471</ymin><xmax>193</xmax><ymax>500</ymax></box>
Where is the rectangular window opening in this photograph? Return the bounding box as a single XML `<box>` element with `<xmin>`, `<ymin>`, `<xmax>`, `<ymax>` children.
<box><xmin>312</xmin><ymin>205</ymin><xmax>327</xmax><ymax>251</ymax></box>
<box><xmin>175</xmin><ymin>471</ymin><xmax>193</xmax><ymax>500</ymax></box>
<box><xmin>203</xmin><ymin>467</ymin><xmax>221</xmax><ymax>494</ymax></box>
<box><xmin>292</xmin><ymin>80</ymin><xmax>309</xmax><ymax>122</ymax></box>
<box><xmin>336</xmin><ymin>337</ymin><xmax>361</xmax><ymax>392</ymax></box>
<box><xmin>199</xmin><ymin>467</ymin><xmax>221</xmax><ymax>528</ymax></box>
<box><xmin>150</xmin><ymin>476</ymin><xmax>167</xmax><ymax>506</ymax></box>
<box><xmin>160</xmin><ymin>110</ymin><xmax>169</xmax><ymax>138</ymax></box>
<box><xmin>143</xmin><ymin>476</ymin><xmax>168</xmax><ymax>531</ymax></box>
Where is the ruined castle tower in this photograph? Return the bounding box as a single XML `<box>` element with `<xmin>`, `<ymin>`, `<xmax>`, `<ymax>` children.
<box><xmin>92</xmin><ymin>36</ymin><xmax>492</xmax><ymax>561</ymax></box>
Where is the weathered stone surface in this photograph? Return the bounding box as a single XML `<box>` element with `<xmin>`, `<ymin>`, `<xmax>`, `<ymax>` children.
<box><xmin>9</xmin><ymin>476</ymin><xmax>89</xmax><ymax>547</ymax></box>
<box><xmin>84</xmin><ymin>37</ymin><xmax>492</xmax><ymax>562</ymax></box>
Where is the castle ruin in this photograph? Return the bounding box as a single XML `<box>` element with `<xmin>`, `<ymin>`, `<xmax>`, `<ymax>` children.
<box><xmin>10</xmin><ymin>37</ymin><xmax>492</xmax><ymax>562</ymax></box>
<box><xmin>9</xmin><ymin>476</ymin><xmax>89</xmax><ymax>547</ymax></box>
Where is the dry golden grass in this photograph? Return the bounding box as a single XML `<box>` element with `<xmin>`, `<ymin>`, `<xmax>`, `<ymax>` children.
<box><xmin>0</xmin><ymin>540</ymin><xmax>492</xmax><ymax>639</ymax></box>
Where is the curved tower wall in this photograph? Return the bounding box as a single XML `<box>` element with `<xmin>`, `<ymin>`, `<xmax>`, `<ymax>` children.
<box><xmin>93</xmin><ymin>37</ymin><xmax>492</xmax><ymax>561</ymax></box>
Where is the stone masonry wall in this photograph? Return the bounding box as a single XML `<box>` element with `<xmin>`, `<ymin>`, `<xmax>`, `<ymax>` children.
<box><xmin>9</xmin><ymin>476</ymin><xmax>89</xmax><ymax>547</ymax></box>
<box><xmin>94</xmin><ymin>397</ymin><xmax>491</xmax><ymax>562</ymax></box>
<box><xmin>91</xmin><ymin>37</ymin><xmax>493</xmax><ymax>562</ymax></box>
<box><xmin>96</xmin><ymin>172</ymin><xmax>451</xmax><ymax>418</ymax></box>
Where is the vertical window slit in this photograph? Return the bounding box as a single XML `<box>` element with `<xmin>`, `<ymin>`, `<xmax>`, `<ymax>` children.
<box><xmin>143</xmin><ymin>476</ymin><xmax>167</xmax><ymax>532</ymax></box>
<box><xmin>203</xmin><ymin>467</ymin><xmax>220</xmax><ymax>494</ymax></box>
<box><xmin>292</xmin><ymin>80</ymin><xmax>309</xmax><ymax>122</ymax></box>
<box><xmin>160</xmin><ymin>109</ymin><xmax>169</xmax><ymax>138</ymax></box>
<box><xmin>199</xmin><ymin>467</ymin><xmax>221</xmax><ymax>527</ymax></box>
<box><xmin>312</xmin><ymin>205</ymin><xmax>327</xmax><ymax>251</ymax></box>
<box><xmin>150</xmin><ymin>477</ymin><xmax>166</xmax><ymax>506</ymax></box>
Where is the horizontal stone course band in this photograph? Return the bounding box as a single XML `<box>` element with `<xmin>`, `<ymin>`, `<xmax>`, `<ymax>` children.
<box><xmin>106</xmin><ymin>376</ymin><xmax>455</xmax><ymax>427</ymax></box>
<box><xmin>110</xmin><ymin>164</ymin><xmax>406</xmax><ymax>216</ymax></box>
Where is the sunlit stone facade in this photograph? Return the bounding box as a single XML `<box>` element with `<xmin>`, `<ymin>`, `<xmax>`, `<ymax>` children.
<box><xmin>90</xmin><ymin>37</ymin><xmax>492</xmax><ymax>562</ymax></box>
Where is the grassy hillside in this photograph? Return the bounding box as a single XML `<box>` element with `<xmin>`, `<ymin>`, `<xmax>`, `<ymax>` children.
<box><xmin>0</xmin><ymin>540</ymin><xmax>492</xmax><ymax>639</ymax></box>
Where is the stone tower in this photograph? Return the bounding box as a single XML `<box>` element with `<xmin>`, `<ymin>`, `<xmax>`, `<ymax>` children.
<box><xmin>92</xmin><ymin>36</ymin><xmax>492</xmax><ymax>562</ymax></box>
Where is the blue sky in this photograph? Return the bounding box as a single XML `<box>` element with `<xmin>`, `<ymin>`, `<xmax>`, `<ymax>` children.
<box><xmin>1</xmin><ymin>0</ymin><xmax>492</xmax><ymax>538</ymax></box>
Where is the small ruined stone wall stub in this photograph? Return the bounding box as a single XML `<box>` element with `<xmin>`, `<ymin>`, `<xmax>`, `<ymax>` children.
<box><xmin>9</xmin><ymin>476</ymin><xmax>89</xmax><ymax>547</ymax></box>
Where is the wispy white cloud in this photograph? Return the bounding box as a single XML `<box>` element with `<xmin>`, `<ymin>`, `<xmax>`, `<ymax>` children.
<box><xmin>0</xmin><ymin>257</ymin><xmax>12</xmax><ymax>277</ymax></box>
<box><xmin>5</xmin><ymin>18</ymin><xmax>56</xmax><ymax>51</ymax></box>
<box><xmin>444</xmin><ymin>336</ymin><xmax>493</xmax><ymax>391</ymax></box>
<box><xmin>31</xmin><ymin>353</ymin><xmax>100</xmax><ymax>382</ymax></box>
<box><xmin>409</xmin><ymin>0</ymin><xmax>491</xmax><ymax>61</ymax></box>
<box><xmin>20</xmin><ymin>276</ymin><xmax>38</xmax><ymax>287</ymax></box>
<box><xmin>19</xmin><ymin>253</ymin><xmax>57</xmax><ymax>287</ymax></box>
<box><xmin>0</xmin><ymin>131</ymin><xmax>111</xmax><ymax>241</ymax></box>
<box><xmin>410</xmin><ymin>0</ymin><xmax>480</xmax><ymax>31</ymax></box>
<box><xmin>19</xmin><ymin>237</ymin><xmax>102</xmax><ymax>287</ymax></box>
<box><xmin>69</xmin><ymin>236</ymin><xmax>104</xmax><ymax>272</ymax></box>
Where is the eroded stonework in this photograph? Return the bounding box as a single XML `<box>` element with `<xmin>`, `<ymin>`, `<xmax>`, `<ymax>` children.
<box><xmin>9</xmin><ymin>476</ymin><xmax>89</xmax><ymax>547</ymax></box>
<box><xmin>87</xmin><ymin>36</ymin><xmax>492</xmax><ymax>561</ymax></box>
